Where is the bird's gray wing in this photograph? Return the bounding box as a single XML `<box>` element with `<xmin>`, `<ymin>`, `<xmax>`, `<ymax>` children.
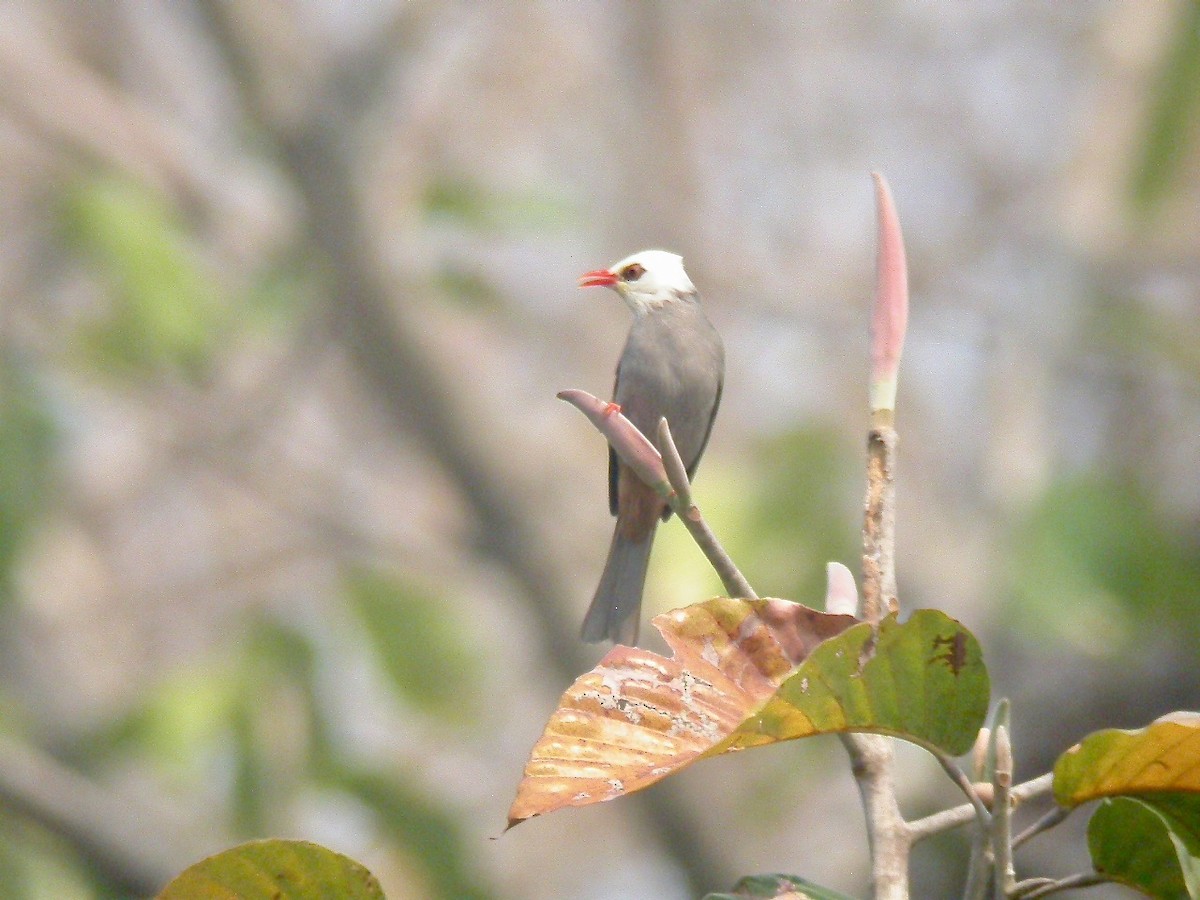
<box><xmin>608</xmin><ymin>446</ymin><xmax>619</xmax><ymax>516</ymax></box>
<box><xmin>608</xmin><ymin>369</ymin><xmax>620</xmax><ymax>516</ymax></box>
<box><xmin>685</xmin><ymin>374</ymin><xmax>723</xmax><ymax>481</ymax></box>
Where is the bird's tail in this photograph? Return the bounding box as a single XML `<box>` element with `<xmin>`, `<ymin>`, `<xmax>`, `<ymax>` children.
<box><xmin>581</xmin><ymin>525</ymin><xmax>657</xmax><ymax>645</ymax></box>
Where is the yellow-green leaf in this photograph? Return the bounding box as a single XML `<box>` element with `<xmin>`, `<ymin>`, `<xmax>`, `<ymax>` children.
<box><xmin>1054</xmin><ymin>713</ymin><xmax>1200</xmax><ymax>807</ymax></box>
<box><xmin>157</xmin><ymin>839</ymin><xmax>384</xmax><ymax>900</ymax></box>
<box><xmin>1056</xmin><ymin>713</ymin><xmax>1200</xmax><ymax>897</ymax></box>
<box><xmin>713</xmin><ymin>609</ymin><xmax>988</xmax><ymax>757</ymax></box>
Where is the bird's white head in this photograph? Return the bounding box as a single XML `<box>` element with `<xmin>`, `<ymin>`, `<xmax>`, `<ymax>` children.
<box><xmin>578</xmin><ymin>249</ymin><xmax>696</xmax><ymax>313</ymax></box>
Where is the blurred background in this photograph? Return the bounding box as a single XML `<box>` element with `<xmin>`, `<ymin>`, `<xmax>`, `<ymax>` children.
<box><xmin>0</xmin><ymin>2</ymin><xmax>1197</xmax><ymax>898</ymax></box>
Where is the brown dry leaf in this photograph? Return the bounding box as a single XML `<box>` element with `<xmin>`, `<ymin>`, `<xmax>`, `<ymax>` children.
<box><xmin>508</xmin><ymin>598</ymin><xmax>856</xmax><ymax>826</ymax></box>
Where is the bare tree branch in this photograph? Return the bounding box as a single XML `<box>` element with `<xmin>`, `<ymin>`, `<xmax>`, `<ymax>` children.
<box><xmin>908</xmin><ymin>773</ymin><xmax>1055</xmax><ymax>844</ymax></box>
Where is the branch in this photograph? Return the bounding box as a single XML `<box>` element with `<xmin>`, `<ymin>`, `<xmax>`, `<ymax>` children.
<box><xmin>1011</xmin><ymin>872</ymin><xmax>1108</xmax><ymax>899</ymax></box>
<box><xmin>860</xmin><ymin>426</ymin><xmax>899</xmax><ymax>622</ymax></box>
<box><xmin>841</xmin><ymin>732</ymin><xmax>911</xmax><ymax>899</ymax></box>
<box><xmin>930</xmin><ymin>750</ymin><xmax>991</xmax><ymax>828</ymax></box>
<box><xmin>991</xmin><ymin>726</ymin><xmax>1015</xmax><ymax>897</ymax></box>
<box><xmin>962</xmin><ymin>808</ymin><xmax>993</xmax><ymax>900</ymax></box>
<box><xmin>555</xmin><ymin>392</ymin><xmax>756</xmax><ymax>600</ymax></box>
<box><xmin>657</xmin><ymin>418</ymin><xmax>757</xmax><ymax>599</ymax></box>
<box><xmin>908</xmin><ymin>773</ymin><xmax>1055</xmax><ymax>843</ymax></box>
<box><xmin>938</xmin><ymin>747</ymin><xmax>993</xmax><ymax>900</ymax></box>
<box><xmin>1012</xmin><ymin>804</ymin><xmax>1070</xmax><ymax>850</ymax></box>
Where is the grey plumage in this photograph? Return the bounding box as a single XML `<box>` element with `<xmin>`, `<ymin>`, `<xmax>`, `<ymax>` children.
<box><xmin>579</xmin><ymin>252</ymin><xmax>724</xmax><ymax>645</ymax></box>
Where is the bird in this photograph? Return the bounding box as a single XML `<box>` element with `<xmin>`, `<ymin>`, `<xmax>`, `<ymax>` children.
<box><xmin>577</xmin><ymin>249</ymin><xmax>725</xmax><ymax>645</ymax></box>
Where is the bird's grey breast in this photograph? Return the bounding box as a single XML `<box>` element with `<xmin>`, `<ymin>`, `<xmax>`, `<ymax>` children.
<box><xmin>616</xmin><ymin>299</ymin><xmax>724</xmax><ymax>466</ymax></box>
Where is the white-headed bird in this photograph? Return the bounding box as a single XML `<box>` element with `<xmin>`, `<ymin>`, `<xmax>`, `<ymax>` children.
<box><xmin>577</xmin><ymin>250</ymin><xmax>725</xmax><ymax>645</ymax></box>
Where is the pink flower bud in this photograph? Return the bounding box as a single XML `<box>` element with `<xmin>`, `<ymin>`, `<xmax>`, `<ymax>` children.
<box><xmin>870</xmin><ymin>173</ymin><xmax>909</xmax><ymax>415</ymax></box>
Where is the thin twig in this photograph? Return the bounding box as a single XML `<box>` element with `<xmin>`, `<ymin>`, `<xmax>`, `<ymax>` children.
<box><xmin>933</xmin><ymin>745</ymin><xmax>994</xmax><ymax>900</ymax></box>
<box><xmin>962</xmin><ymin>817</ymin><xmax>993</xmax><ymax>900</ymax></box>
<box><xmin>1008</xmin><ymin>878</ymin><xmax>1056</xmax><ymax>899</ymax></box>
<box><xmin>1012</xmin><ymin>805</ymin><xmax>1069</xmax><ymax>850</ymax></box>
<box><xmin>991</xmin><ymin>726</ymin><xmax>1015</xmax><ymax>897</ymax></box>
<box><xmin>908</xmin><ymin>773</ymin><xmax>1054</xmax><ymax>844</ymax></box>
<box><xmin>657</xmin><ymin>418</ymin><xmax>757</xmax><ymax>599</ymax></box>
<box><xmin>930</xmin><ymin>750</ymin><xmax>992</xmax><ymax>828</ymax></box>
<box><xmin>656</xmin><ymin>417</ymin><xmax>693</xmax><ymax>509</ymax></box>
<box><xmin>1012</xmin><ymin>872</ymin><xmax>1107</xmax><ymax>899</ymax></box>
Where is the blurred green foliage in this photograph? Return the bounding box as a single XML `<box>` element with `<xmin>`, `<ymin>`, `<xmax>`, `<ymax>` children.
<box><xmin>332</xmin><ymin>769</ymin><xmax>488</xmax><ymax>900</ymax></box>
<box><xmin>342</xmin><ymin>566</ymin><xmax>480</xmax><ymax>723</ymax></box>
<box><xmin>0</xmin><ymin>6</ymin><xmax>1194</xmax><ymax>897</ymax></box>
<box><xmin>60</xmin><ymin>178</ymin><xmax>229</xmax><ymax>380</ymax></box>
<box><xmin>432</xmin><ymin>265</ymin><xmax>501</xmax><ymax>309</ymax></box>
<box><xmin>421</xmin><ymin>174</ymin><xmax>577</xmax><ymax>309</ymax></box>
<box><xmin>0</xmin><ymin>817</ymin><xmax>99</xmax><ymax>900</ymax></box>
<box><xmin>422</xmin><ymin>175</ymin><xmax>576</xmax><ymax>232</ymax></box>
<box><xmin>1008</xmin><ymin>474</ymin><xmax>1200</xmax><ymax>654</ymax></box>
<box><xmin>0</xmin><ymin>361</ymin><xmax>56</xmax><ymax>611</ymax></box>
<box><xmin>1130</xmin><ymin>0</ymin><xmax>1200</xmax><ymax>216</ymax></box>
<box><xmin>78</xmin><ymin>605</ymin><xmax>490</xmax><ymax>899</ymax></box>
<box><xmin>728</xmin><ymin>426</ymin><xmax>859</xmax><ymax>608</ymax></box>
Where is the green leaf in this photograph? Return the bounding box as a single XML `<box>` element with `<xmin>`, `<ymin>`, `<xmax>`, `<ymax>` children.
<box><xmin>0</xmin><ymin>361</ymin><xmax>56</xmax><ymax>608</ymax></box>
<box><xmin>61</xmin><ymin>177</ymin><xmax>226</xmax><ymax>378</ymax></box>
<box><xmin>704</xmin><ymin>873</ymin><xmax>859</xmax><ymax>899</ymax></box>
<box><xmin>713</xmin><ymin>609</ymin><xmax>990</xmax><ymax>757</ymax></box>
<box><xmin>157</xmin><ymin>840</ymin><xmax>384</xmax><ymax>900</ymax></box>
<box><xmin>1130</xmin><ymin>0</ymin><xmax>1200</xmax><ymax>216</ymax></box>
<box><xmin>1056</xmin><ymin>713</ymin><xmax>1200</xmax><ymax>897</ymax></box>
<box><xmin>422</xmin><ymin>175</ymin><xmax>576</xmax><ymax>231</ymax></box>
<box><xmin>342</xmin><ymin>567</ymin><xmax>478</xmax><ymax>721</ymax></box>
<box><xmin>1088</xmin><ymin>798</ymin><xmax>1199</xmax><ymax>899</ymax></box>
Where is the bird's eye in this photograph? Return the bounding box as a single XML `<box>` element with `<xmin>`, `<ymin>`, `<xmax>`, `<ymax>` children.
<box><xmin>620</xmin><ymin>263</ymin><xmax>646</xmax><ymax>282</ymax></box>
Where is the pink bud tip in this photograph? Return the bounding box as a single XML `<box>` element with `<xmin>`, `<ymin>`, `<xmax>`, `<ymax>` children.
<box><xmin>870</xmin><ymin>173</ymin><xmax>908</xmax><ymax>414</ymax></box>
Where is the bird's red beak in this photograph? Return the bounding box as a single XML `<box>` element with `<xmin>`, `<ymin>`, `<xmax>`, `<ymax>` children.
<box><xmin>578</xmin><ymin>269</ymin><xmax>618</xmax><ymax>289</ymax></box>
